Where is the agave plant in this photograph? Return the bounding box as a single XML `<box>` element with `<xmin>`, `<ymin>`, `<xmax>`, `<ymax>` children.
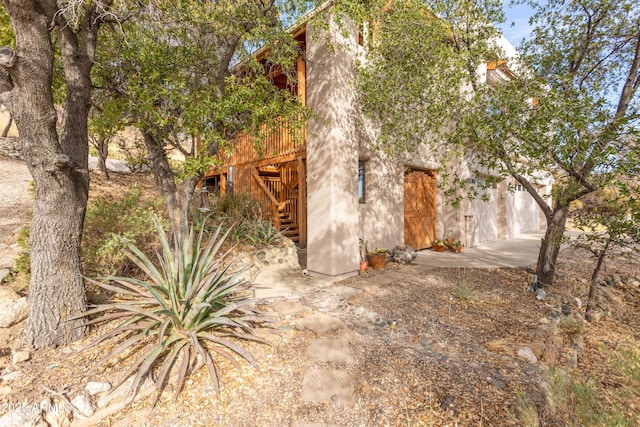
<box><xmin>77</xmin><ymin>218</ymin><xmax>269</xmax><ymax>405</ymax></box>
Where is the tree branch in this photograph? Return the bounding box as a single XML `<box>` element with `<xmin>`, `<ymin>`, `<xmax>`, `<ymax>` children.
<box><xmin>615</xmin><ymin>27</ymin><xmax>640</xmax><ymax>119</ymax></box>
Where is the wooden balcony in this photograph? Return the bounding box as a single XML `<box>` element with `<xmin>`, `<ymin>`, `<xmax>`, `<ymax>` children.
<box><xmin>217</xmin><ymin>118</ymin><xmax>306</xmax><ymax>168</ymax></box>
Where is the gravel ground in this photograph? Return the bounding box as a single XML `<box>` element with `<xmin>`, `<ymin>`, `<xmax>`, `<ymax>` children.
<box><xmin>1</xmin><ymin>155</ymin><xmax>639</xmax><ymax>427</ymax></box>
<box><xmin>0</xmin><ymin>157</ymin><xmax>32</xmax><ymax>266</ymax></box>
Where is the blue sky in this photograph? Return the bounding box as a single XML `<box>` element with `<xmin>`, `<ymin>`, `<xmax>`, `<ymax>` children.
<box><xmin>498</xmin><ymin>3</ymin><xmax>535</xmax><ymax>48</ymax></box>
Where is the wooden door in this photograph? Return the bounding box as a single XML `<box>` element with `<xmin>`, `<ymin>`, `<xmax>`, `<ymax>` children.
<box><xmin>404</xmin><ymin>171</ymin><xmax>436</xmax><ymax>249</ymax></box>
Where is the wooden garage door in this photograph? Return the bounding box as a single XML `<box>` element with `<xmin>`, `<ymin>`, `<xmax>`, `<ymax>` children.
<box><xmin>404</xmin><ymin>171</ymin><xmax>436</xmax><ymax>250</ymax></box>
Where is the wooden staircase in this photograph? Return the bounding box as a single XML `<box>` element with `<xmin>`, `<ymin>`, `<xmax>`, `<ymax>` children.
<box><xmin>277</xmin><ymin>207</ymin><xmax>300</xmax><ymax>243</ymax></box>
<box><xmin>252</xmin><ymin>161</ymin><xmax>305</xmax><ymax>245</ymax></box>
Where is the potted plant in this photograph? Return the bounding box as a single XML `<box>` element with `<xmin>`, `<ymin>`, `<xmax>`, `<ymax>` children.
<box><xmin>448</xmin><ymin>240</ymin><xmax>465</xmax><ymax>253</ymax></box>
<box><xmin>432</xmin><ymin>239</ymin><xmax>447</xmax><ymax>252</ymax></box>
<box><xmin>365</xmin><ymin>241</ymin><xmax>387</xmax><ymax>270</ymax></box>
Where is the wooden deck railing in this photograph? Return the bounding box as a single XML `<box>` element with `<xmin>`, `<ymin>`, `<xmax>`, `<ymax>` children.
<box><xmin>220</xmin><ymin>118</ymin><xmax>305</xmax><ymax>167</ymax></box>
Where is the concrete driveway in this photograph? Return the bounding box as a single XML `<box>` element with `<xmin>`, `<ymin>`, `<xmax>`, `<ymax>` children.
<box><xmin>414</xmin><ymin>230</ymin><xmax>545</xmax><ymax>269</ymax></box>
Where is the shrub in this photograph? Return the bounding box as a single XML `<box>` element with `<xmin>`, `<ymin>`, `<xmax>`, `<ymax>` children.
<box><xmin>196</xmin><ymin>193</ymin><xmax>283</xmax><ymax>247</ymax></box>
<box><xmin>13</xmin><ymin>225</ymin><xmax>30</xmax><ymax>278</ymax></box>
<box><xmin>76</xmin><ymin>219</ymin><xmax>269</xmax><ymax>406</ymax></box>
<box><xmin>82</xmin><ymin>186</ymin><xmax>166</xmax><ymax>275</ymax></box>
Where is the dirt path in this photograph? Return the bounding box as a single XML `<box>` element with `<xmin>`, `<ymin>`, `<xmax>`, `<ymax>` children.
<box><xmin>0</xmin><ymin>157</ymin><xmax>32</xmax><ymax>268</ymax></box>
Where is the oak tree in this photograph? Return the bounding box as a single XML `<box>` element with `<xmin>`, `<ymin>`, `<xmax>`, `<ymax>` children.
<box><xmin>0</xmin><ymin>0</ymin><xmax>115</xmax><ymax>348</ymax></box>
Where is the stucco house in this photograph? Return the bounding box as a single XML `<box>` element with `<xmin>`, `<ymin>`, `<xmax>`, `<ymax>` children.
<box><xmin>203</xmin><ymin>10</ymin><xmax>551</xmax><ymax>279</ymax></box>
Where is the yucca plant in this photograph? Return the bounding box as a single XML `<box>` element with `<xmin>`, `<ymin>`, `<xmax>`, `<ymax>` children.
<box><xmin>76</xmin><ymin>218</ymin><xmax>269</xmax><ymax>406</ymax></box>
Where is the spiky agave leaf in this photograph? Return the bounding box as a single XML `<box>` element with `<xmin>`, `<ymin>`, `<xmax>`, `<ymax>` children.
<box><xmin>76</xmin><ymin>217</ymin><xmax>270</xmax><ymax>406</ymax></box>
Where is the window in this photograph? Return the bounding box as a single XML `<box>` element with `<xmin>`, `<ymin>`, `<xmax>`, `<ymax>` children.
<box><xmin>358</xmin><ymin>161</ymin><xmax>366</xmax><ymax>204</ymax></box>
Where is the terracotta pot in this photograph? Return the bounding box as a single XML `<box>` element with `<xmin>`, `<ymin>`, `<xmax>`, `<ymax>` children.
<box><xmin>359</xmin><ymin>261</ymin><xmax>368</xmax><ymax>272</ymax></box>
<box><xmin>433</xmin><ymin>244</ymin><xmax>447</xmax><ymax>252</ymax></box>
<box><xmin>367</xmin><ymin>253</ymin><xmax>386</xmax><ymax>270</ymax></box>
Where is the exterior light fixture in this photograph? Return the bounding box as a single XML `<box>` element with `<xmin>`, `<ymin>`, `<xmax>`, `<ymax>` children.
<box><xmin>200</xmin><ymin>186</ymin><xmax>211</xmax><ymax>212</ymax></box>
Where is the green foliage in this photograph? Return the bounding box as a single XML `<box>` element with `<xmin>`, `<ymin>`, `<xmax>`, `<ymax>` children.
<box><xmin>11</xmin><ymin>226</ymin><xmax>31</xmax><ymax>280</ymax></box>
<box><xmin>115</xmin><ymin>137</ymin><xmax>151</xmax><ymax>173</ymax></box>
<box><xmin>242</xmin><ymin>220</ymin><xmax>284</xmax><ymax>247</ymax></box>
<box><xmin>547</xmin><ymin>366</ymin><xmax>637</xmax><ymax>426</ymax></box>
<box><xmin>92</xmin><ymin>0</ymin><xmax>310</xmax><ymax>177</ymax></box>
<box><xmin>571</xmin><ymin>182</ymin><xmax>640</xmax><ymax>273</ymax></box>
<box><xmin>77</xmin><ymin>219</ymin><xmax>269</xmax><ymax>405</ymax></box>
<box><xmin>195</xmin><ymin>193</ymin><xmax>284</xmax><ymax>247</ymax></box>
<box><xmin>454</xmin><ymin>269</ymin><xmax>476</xmax><ymax>301</ymax></box>
<box><xmin>612</xmin><ymin>343</ymin><xmax>640</xmax><ymax>396</ymax></box>
<box><xmin>82</xmin><ymin>186</ymin><xmax>167</xmax><ymax>276</ymax></box>
<box><xmin>0</xmin><ymin>5</ymin><xmax>14</xmax><ymax>46</ymax></box>
<box><xmin>89</xmin><ymin>0</ymin><xmax>313</xmax><ymax>233</ymax></box>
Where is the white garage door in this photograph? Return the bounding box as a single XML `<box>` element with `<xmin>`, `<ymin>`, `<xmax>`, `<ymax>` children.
<box><xmin>514</xmin><ymin>186</ymin><xmax>541</xmax><ymax>234</ymax></box>
<box><xmin>471</xmin><ymin>185</ymin><xmax>499</xmax><ymax>245</ymax></box>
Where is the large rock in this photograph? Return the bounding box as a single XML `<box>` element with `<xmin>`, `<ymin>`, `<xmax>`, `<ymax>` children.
<box><xmin>0</xmin><ymin>406</ymin><xmax>45</xmax><ymax>427</ymax></box>
<box><xmin>391</xmin><ymin>245</ymin><xmax>417</xmax><ymax>265</ymax></box>
<box><xmin>233</xmin><ymin>238</ymin><xmax>300</xmax><ymax>283</ymax></box>
<box><xmin>517</xmin><ymin>347</ymin><xmax>538</xmax><ymax>364</ymax></box>
<box><xmin>87</xmin><ymin>156</ymin><xmax>135</xmax><ymax>174</ymax></box>
<box><xmin>0</xmin><ymin>287</ymin><xmax>28</xmax><ymax>328</ymax></box>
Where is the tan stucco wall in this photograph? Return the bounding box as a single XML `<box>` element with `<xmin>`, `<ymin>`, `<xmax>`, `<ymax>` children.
<box><xmin>305</xmin><ymin>20</ymin><xmax>361</xmax><ymax>277</ymax></box>
<box><xmin>303</xmin><ymin>17</ymin><xmax>551</xmax><ymax>275</ymax></box>
<box><xmin>357</xmin><ymin>148</ymin><xmax>404</xmax><ymax>253</ymax></box>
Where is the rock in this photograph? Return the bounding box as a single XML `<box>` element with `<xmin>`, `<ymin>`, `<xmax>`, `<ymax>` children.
<box><xmin>535</xmin><ymin>288</ymin><xmax>546</xmax><ymax>300</ymax></box>
<box><xmin>0</xmin><ymin>385</ymin><xmax>11</xmax><ymax>397</ymax></box>
<box><xmin>85</xmin><ymin>381</ymin><xmax>111</xmax><ymax>396</ymax></box>
<box><xmin>517</xmin><ymin>347</ymin><xmax>538</xmax><ymax>364</ymax></box>
<box><xmin>42</xmin><ymin>400</ymin><xmax>72</xmax><ymax>427</ymax></box>
<box><xmin>492</xmin><ymin>379</ymin><xmax>506</xmax><ymax>390</ymax></box>
<box><xmin>0</xmin><ymin>269</ymin><xmax>9</xmax><ymax>283</ymax></box>
<box><xmin>585</xmin><ymin>309</ymin><xmax>604</xmax><ymax>323</ymax></box>
<box><xmin>12</xmin><ymin>350</ymin><xmax>30</xmax><ymax>364</ymax></box>
<box><xmin>0</xmin><ymin>137</ymin><xmax>23</xmax><ymax>160</ymax></box>
<box><xmin>571</xmin><ymin>297</ymin><xmax>582</xmax><ymax>308</ymax></box>
<box><xmin>568</xmin><ymin>348</ymin><xmax>578</xmax><ymax>369</ymax></box>
<box><xmin>0</xmin><ymin>407</ymin><xmax>46</xmax><ymax>427</ymax></box>
<box><xmin>541</xmin><ymin>346</ymin><xmax>560</xmax><ymax>365</ymax></box>
<box><xmin>391</xmin><ymin>246</ymin><xmax>417</xmax><ymax>265</ymax></box>
<box><xmin>572</xmin><ymin>334</ymin><xmax>585</xmax><ymax>353</ymax></box>
<box><xmin>70</xmin><ymin>395</ymin><xmax>94</xmax><ymax>418</ymax></box>
<box><xmin>1</xmin><ymin>371</ymin><xmax>21</xmax><ymax>381</ymax></box>
<box><xmin>528</xmin><ymin>341</ymin><xmax>545</xmax><ymax>358</ymax></box>
<box><xmin>0</xmin><ymin>288</ymin><xmax>29</xmax><ymax>328</ymax></box>
<box><xmin>97</xmin><ymin>376</ymin><xmax>153</xmax><ymax>409</ymax></box>
<box><xmin>88</xmin><ymin>156</ymin><xmax>133</xmax><ymax>174</ymax></box>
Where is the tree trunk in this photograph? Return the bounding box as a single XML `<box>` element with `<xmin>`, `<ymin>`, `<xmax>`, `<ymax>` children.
<box><xmin>536</xmin><ymin>204</ymin><xmax>570</xmax><ymax>287</ymax></box>
<box><xmin>0</xmin><ymin>4</ymin><xmax>86</xmax><ymax>348</ymax></box>
<box><xmin>92</xmin><ymin>134</ymin><xmax>110</xmax><ymax>180</ymax></box>
<box><xmin>1</xmin><ymin>1</ymin><xmax>109</xmax><ymax>348</ymax></box>
<box><xmin>585</xmin><ymin>241</ymin><xmax>610</xmax><ymax>322</ymax></box>
<box><xmin>1</xmin><ymin>112</ymin><xmax>12</xmax><ymax>137</ymax></box>
<box><xmin>142</xmin><ymin>131</ymin><xmax>199</xmax><ymax>239</ymax></box>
